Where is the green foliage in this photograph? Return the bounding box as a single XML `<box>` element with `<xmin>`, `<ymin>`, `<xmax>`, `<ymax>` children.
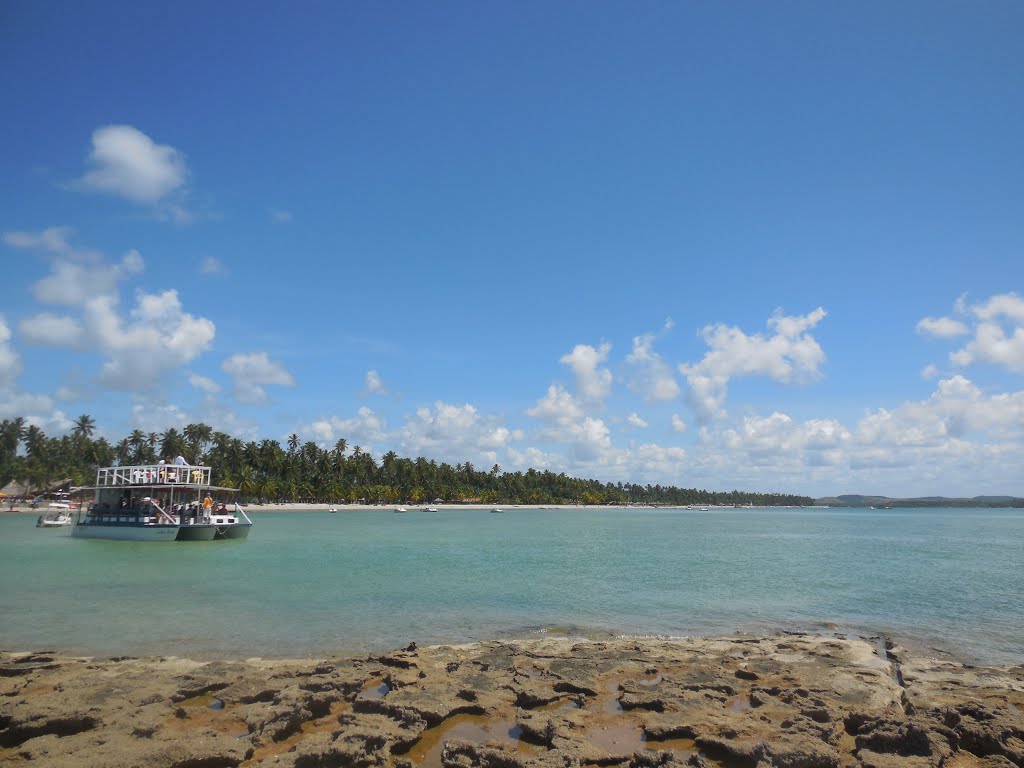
<box><xmin>0</xmin><ymin>417</ymin><xmax>815</xmax><ymax>507</ymax></box>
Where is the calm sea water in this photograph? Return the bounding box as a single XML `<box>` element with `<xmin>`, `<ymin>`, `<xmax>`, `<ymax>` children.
<box><xmin>1</xmin><ymin>507</ymin><xmax>1021</xmax><ymax>664</ymax></box>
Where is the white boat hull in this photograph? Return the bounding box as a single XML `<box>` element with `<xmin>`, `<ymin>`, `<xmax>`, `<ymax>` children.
<box><xmin>72</xmin><ymin>522</ymin><xmax>180</xmax><ymax>542</ymax></box>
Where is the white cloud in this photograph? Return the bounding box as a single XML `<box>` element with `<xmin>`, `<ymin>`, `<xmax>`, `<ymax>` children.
<box><xmin>626</xmin><ymin>333</ymin><xmax>680</xmax><ymax>401</ymax></box>
<box><xmin>129</xmin><ymin>402</ymin><xmax>190</xmax><ymax>435</ymax></box>
<box><xmin>627</xmin><ymin>412</ymin><xmax>648</xmax><ymax>428</ymax></box>
<box><xmin>189</xmin><ymin>373</ymin><xmax>221</xmax><ymax>394</ymax></box>
<box><xmin>397</xmin><ymin>401</ymin><xmax>522</xmax><ymax>464</ymax></box>
<box><xmin>306</xmin><ymin>406</ymin><xmax>388</xmax><ymax>449</ymax></box>
<box><xmin>917</xmin><ymin>316</ymin><xmax>968</xmax><ymax>338</ymax></box>
<box><xmin>79</xmin><ymin>125</ymin><xmax>187</xmax><ymax>205</ymax></box>
<box><xmin>921</xmin><ymin>294</ymin><xmax>1024</xmax><ymax>373</ymax></box>
<box><xmin>950</xmin><ymin>322</ymin><xmax>1024</xmax><ymax>372</ymax></box>
<box><xmin>527</xmin><ymin>384</ymin><xmax>585</xmax><ymax>425</ymax></box>
<box><xmin>634</xmin><ymin>443</ymin><xmax>687</xmax><ymax>477</ymax></box>
<box><xmin>18</xmin><ymin>313</ymin><xmax>85</xmax><ymax>347</ymax></box>
<box><xmin>921</xmin><ymin>364</ymin><xmax>939</xmax><ymax>379</ymax></box>
<box><xmin>5</xmin><ymin>228</ymin><xmax>138</xmax><ymax>307</ymax></box>
<box><xmin>199</xmin><ymin>256</ymin><xmax>225</xmax><ymax>275</ymax></box>
<box><xmin>87</xmin><ymin>291</ymin><xmax>216</xmax><ymax>391</ymax></box>
<box><xmin>3</xmin><ymin>226</ymin><xmax>76</xmax><ymax>255</ymax></box>
<box><xmin>971</xmin><ymin>293</ymin><xmax>1024</xmax><ymax>323</ymax></box>
<box><xmin>560</xmin><ymin>342</ymin><xmax>612</xmax><ymax>401</ymax></box>
<box><xmin>271</xmin><ymin>209</ymin><xmax>293</xmax><ymax>223</ymax></box>
<box><xmin>364</xmin><ymin>369</ymin><xmax>386</xmax><ymax>395</ymax></box>
<box><xmin>222</xmin><ymin>351</ymin><xmax>295</xmax><ymax>404</ymax></box>
<box><xmin>671</xmin><ymin>414</ymin><xmax>687</xmax><ymax>433</ymax></box>
<box><xmin>0</xmin><ymin>315</ymin><xmax>22</xmax><ymax>390</ymax></box>
<box><xmin>679</xmin><ymin>307</ymin><xmax>827</xmax><ymax>420</ymax></box>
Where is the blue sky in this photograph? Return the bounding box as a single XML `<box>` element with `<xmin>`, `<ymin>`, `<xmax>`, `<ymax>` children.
<box><xmin>2</xmin><ymin>2</ymin><xmax>1023</xmax><ymax>497</ymax></box>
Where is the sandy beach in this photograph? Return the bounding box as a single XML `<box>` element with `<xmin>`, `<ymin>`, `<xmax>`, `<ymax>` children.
<box><xmin>2</xmin><ymin>502</ymin><xmax>635</xmax><ymax>514</ymax></box>
<box><xmin>2</xmin><ymin>633</ymin><xmax>1022</xmax><ymax>768</ymax></box>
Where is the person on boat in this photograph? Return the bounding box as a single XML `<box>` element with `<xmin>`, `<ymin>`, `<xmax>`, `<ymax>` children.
<box><xmin>203</xmin><ymin>494</ymin><xmax>213</xmax><ymax>520</ymax></box>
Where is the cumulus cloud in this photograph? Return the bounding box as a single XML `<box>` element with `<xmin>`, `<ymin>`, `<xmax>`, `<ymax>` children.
<box><xmin>917</xmin><ymin>316</ymin><xmax>968</xmax><ymax>338</ymax></box>
<box><xmin>3</xmin><ymin>226</ymin><xmax>77</xmax><ymax>255</ymax></box>
<box><xmin>950</xmin><ymin>322</ymin><xmax>1024</xmax><ymax>372</ymax></box>
<box><xmin>920</xmin><ymin>294</ymin><xmax>1024</xmax><ymax>373</ymax></box>
<box><xmin>222</xmin><ymin>351</ymin><xmax>295</xmax><ymax>404</ymax></box>
<box><xmin>627</xmin><ymin>413</ymin><xmax>648</xmax><ymax>428</ymax></box>
<box><xmin>679</xmin><ymin>307</ymin><xmax>828</xmax><ymax>420</ymax></box>
<box><xmin>189</xmin><ymin>373</ymin><xmax>221</xmax><ymax>394</ymax></box>
<box><xmin>397</xmin><ymin>401</ymin><xmax>523</xmax><ymax>465</ymax></box>
<box><xmin>626</xmin><ymin>333</ymin><xmax>680</xmax><ymax>401</ymax></box>
<box><xmin>0</xmin><ymin>315</ymin><xmax>22</xmax><ymax>389</ymax></box>
<box><xmin>87</xmin><ymin>291</ymin><xmax>216</xmax><ymax>390</ymax></box>
<box><xmin>560</xmin><ymin>343</ymin><xmax>612</xmax><ymax>401</ymax></box>
<box><xmin>129</xmin><ymin>402</ymin><xmax>190</xmax><ymax>435</ymax></box>
<box><xmin>4</xmin><ymin>227</ymin><xmax>134</xmax><ymax>306</ymax></box>
<box><xmin>634</xmin><ymin>443</ymin><xmax>687</xmax><ymax>477</ymax></box>
<box><xmin>671</xmin><ymin>414</ymin><xmax>687</xmax><ymax>433</ymax></box>
<box><xmin>364</xmin><ymin>370</ymin><xmax>386</xmax><ymax>395</ymax></box>
<box><xmin>18</xmin><ymin>313</ymin><xmax>85</xmax><ymax>347</ymax></box>
<box><xmin>306</xmin><ymin>407</ymin><xmax>388</xmax><ymax>449</ymax></box>
<box><xmin>527</xmin><ymin>384</ymin><xmax>585</xmax><ymax>425</ymax></box>
<box><xmin>78</xmin><ymin>125</ymin><xmax>187</xmax><ymax>205</ymax></box>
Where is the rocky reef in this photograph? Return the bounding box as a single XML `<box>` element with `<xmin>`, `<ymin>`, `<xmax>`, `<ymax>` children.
<box><xmin>1</xmin><ymin>634</ymin><xmax>1022</xmax><ymax>768</ymax></box>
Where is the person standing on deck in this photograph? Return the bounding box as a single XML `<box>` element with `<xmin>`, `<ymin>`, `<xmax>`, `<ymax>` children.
<box><xmin>202</xmin><ymin>493</ymin><xmax>213</xmax><ymax>521</ymax></box>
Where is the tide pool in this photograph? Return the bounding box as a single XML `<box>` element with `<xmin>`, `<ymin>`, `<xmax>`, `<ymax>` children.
<box><xmin>1</xmin><ymin>506</ymin><xmax>1021</xmax><ymax>663</ymax></box>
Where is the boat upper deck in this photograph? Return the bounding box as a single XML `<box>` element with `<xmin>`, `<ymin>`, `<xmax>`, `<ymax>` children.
<box><xmin>96</xmin><ymin>463</ymin><xmax>212</xmax><ymax>487</ymax></box>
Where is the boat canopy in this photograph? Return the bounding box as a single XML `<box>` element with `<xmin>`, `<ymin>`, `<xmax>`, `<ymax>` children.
<box><xmin>85</xmin><ymin>463</ymin><xmax>237</xmax><ymax>492</ymax></box>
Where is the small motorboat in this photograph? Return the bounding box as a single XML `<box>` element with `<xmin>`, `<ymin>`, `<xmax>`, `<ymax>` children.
<box><xmin>37</xmin><ymin>505</ymin><xmax>74</xmax><ymax>528</ymax></box>
<box><xmin>395</xmin><ymin>506</ymin><xmax>408</xmax><ymax>513</ymax></box>
<box><xmin>328</xmin><ymin>507</ymin><xmax>338</xmax><ymax>513</ymax></box>
<box><xmin>491</xmin><ymin>508</ymin><xmax>504</xmax><ymax>513</ymax></box>
<box><xmin>424</xmin><ymin>506</ymin><xmax>439</xmax><ymax>512</ymax></box>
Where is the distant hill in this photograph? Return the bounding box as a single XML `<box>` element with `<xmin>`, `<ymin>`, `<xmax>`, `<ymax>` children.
<box><xmin>815</xmin><ymin>494</ymin><xmax>1024</xmax><ymax>508</ymax></box>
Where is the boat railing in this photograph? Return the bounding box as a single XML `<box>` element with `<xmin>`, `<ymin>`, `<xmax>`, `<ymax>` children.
<box><xmin>147</xmin><ymin>499</ymin><xmax>179</xmax><ymax>526</ymax></box>
<box><xmin>235</xmin><ymin>501</ymin><xmax>253</xmax><ymax>525</ymax></box>
<box><xmin>96</xmin><ymin>464</ymin><xmax>212</xmax><ymax>486</ymax></box>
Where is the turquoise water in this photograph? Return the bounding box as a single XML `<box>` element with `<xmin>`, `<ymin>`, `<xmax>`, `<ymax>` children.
<box><xmin>1</xmin><ymin>507</ymin><xmax>1021</xmax><ymax>663</ymax></box>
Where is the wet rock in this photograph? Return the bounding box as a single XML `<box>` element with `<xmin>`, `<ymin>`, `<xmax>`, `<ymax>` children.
<box><xmin>1</xmin><ymin>635</ymin><xmax>1021</xmax><ymax>768</ymax></box>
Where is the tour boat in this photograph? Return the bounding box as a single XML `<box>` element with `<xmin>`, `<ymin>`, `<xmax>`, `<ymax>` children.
<box><xmin>71</xmin><ymin>462</ymin><xmax>253</xmax><ymax>542</ymax></box>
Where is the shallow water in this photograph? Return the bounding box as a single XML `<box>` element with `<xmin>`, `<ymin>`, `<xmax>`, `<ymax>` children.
<box><xmin>1</xmin><ymin>506</ymin><xmax>1021</xmax><ymax>663</ymax></box>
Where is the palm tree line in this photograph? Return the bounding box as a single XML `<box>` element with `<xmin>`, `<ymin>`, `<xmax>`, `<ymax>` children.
<box><xmin>0</xmin><ymin>417</ymin><xmax>814</xmax><ymax>507</ymax></box>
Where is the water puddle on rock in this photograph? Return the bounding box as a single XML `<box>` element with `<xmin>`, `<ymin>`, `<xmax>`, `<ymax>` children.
<box><xmin>169</xmin><ymin>693</ymin><xmax>248</xmax><ymax>741</ymax></box>
<box><xmin>600</xmin><ymin>679</ymin><xmax>624</xmax><ymax>714</ymax></box>
<box><xmin>401</xmin><ymin>714</ymin><xmax>539</xmax><ymax>768</ymax></box>
<box><xmin>358</xmin><ymin>679</ymin><xmax>391</xmax><ymax>700</ymax></box>
<box><xmin>638</xmin><ymin>669</ymin><xmax>663</xmax><ymax>687</ymax></box>
<box><xmin>535</xmin><ymin>698</ymin><xmax>581</xmax><ymax>712</ymax></box>
<box><xmin>645</xmin><ymin>736</ymin><xmax>697</xmax><ymax>758</ymax></box>
<box><xmin>727</xmin><ymin>696</ymin><xmax>752</xmax><ymax>712</ymax></box>
<box><xmin>587</xmin><ymin>723</ymin><xmax>647</xmax><ymax>754</ymax></box>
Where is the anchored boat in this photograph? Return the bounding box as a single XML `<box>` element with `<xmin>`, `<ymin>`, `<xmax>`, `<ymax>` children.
<box><xmin>71</xmin><ymin>462</ymin><xmax>252</xmax><ymax>542</ymax></box>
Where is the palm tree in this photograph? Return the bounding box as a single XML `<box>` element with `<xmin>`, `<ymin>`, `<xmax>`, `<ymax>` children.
<box><xmin>73</xmin><ymin>414</ymin><xmax>96</xmax><ymax>439</ymax></box>
<box><xmin>287</xmin><ymin>433</ymin><xmax>300</xmax><ymax>452</ymax></box>
<box><xmin>128</xmin><ymin>429</ymin><xmax>146</xmax><ymax>463</ymax></box>
<box><xmin>159</xmin><ymin>428</ymin><xmax>187</xmax><ymax>461</ymax></box>
<box><xmin>183</xmin><ymin>423</ymin><xmax>214</xmax><ymax>462</ymax></box>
